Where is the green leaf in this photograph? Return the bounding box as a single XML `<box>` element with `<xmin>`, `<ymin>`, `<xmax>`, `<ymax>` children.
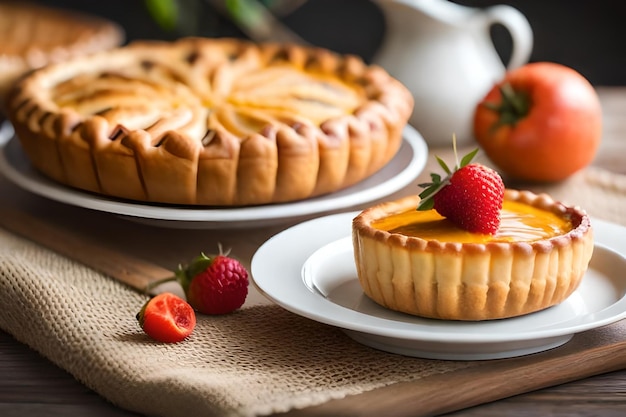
<box><xmin>436</xmin><ymin>156</ymin><xmax>451</xmax><ymax>175</ymax></box>
<box><xmin>417</xmin><ymin>178</ymin><xmax>448</xmax><ymax>211</ymax></box>
<box><xmin>418</xmin><ymin>186</ymin><xmax>436</xmax><ymax>200</ymax></box>
<box><xmin>187</xmin><ymin>253</ymin><xmax>212</xmax><ymax>277</ymax></box>
<box><xmin>417</xmin><ymin>197</ymin><xmax>435</xmax><ymax>211</ymax></box>
<box><xmin>144</xmin><ymin>0</ymin><xmax>179</xmax><ymax>31</ymax></box>
<box><xmin>460</xmin><ymin>148</ymin><xmax>479</xmax><ymax>168</ymax></box>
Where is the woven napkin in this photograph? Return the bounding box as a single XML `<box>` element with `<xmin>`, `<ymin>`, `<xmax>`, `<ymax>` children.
<box><xmin>1</xmin><ymin>165</ymin><xmax>626</xmax><ymax>417</ymax></box>
<box><xmin>0</xmin><ymin>230</ymin><xmax>476</xmax><ymax>417</ymax></box>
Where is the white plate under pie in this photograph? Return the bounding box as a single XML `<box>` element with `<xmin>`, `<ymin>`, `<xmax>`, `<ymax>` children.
<box><xmin>251</xmin><ymin>211</ymin><xmax>626</xmax><ymax>360</ymax></box>
<box><xmin>0</xmin><ymin>122</ymin><xmax>428</xmax><ymax>229</ymax></box>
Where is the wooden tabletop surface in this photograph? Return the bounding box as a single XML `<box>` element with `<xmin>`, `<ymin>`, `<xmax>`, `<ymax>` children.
<box><xmin>1</xmin><ymin>86</ymin><xmax>626</xmax><ymax>417</ymax></box>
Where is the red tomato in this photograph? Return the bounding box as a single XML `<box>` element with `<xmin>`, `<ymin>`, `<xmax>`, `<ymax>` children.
<box><xmin>473</xmin><ymin>62</ymin><xmax>602</xmax><ymax>182</ymax></box>
<box><xmin>137</xmin><ymin>292</ymin><xmax>196</xmax><ymax>343</ymax></box>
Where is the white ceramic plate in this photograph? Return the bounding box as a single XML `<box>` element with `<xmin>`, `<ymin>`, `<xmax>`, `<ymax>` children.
<box><xmin>251</xmin><ymin>211</ymin><xmax>626</xmax><ymax>360</ymax></box>
<box><xmin>0</xmin><ymin>122</ymin><xmax>427</xmax><ymax>229</ymax></box>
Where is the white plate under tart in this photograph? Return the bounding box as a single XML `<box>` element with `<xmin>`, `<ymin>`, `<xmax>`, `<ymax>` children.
<box><xmin>251</xmin><ymin>211</ymin><xmax>626</xmax><ymax>360</ymax></box>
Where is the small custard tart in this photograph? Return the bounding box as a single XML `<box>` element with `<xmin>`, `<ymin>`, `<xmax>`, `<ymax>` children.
<box><xmin>352</xmin><ymin>189</ymin><xmax>594</xmax><ymax>321</ymax></box>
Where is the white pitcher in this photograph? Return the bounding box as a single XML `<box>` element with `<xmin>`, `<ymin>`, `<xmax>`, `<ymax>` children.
<box><xmin>372</xmin><ymin>0</ymin><xmax>533</xmax><ymax>147</ymax></box>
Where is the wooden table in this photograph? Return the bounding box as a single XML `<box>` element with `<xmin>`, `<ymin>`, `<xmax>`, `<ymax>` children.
<box><xmin>1</xmin><ymin>87</ymin><xmax>625</xmax><ymax>417</ymax></box>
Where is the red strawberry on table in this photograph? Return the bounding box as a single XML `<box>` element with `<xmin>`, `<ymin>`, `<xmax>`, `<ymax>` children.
<box><xmin>176</xmin><ymin>252</ymin><xmax>249</xmax><ymax>315</ymax></box>
<box><xmin>136</xmin><ymin>292</ymin><xmax>196</xmax><ymax>343</ymax></box>
<box><xmin>144</xmin><ymin>248</ymin><xmax>250</xmax><ymax>315</ymax></box>
<box><xmin>418</xmin><ymin>141</ymin><xmax>505</xmax><ymax>235</ymax></box>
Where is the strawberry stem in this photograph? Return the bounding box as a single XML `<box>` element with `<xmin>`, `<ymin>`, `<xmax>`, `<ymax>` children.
<box><xmin>453</xmin><ymin>133</ymin><xmax>459</xmax><ymax>169</ymax></box>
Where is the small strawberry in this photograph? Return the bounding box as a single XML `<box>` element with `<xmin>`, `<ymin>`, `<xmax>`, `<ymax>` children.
<box><xmin>144</xmin><ymin>248</ymin><xmax>250</xmax><ymax>315</ymax></box>
<box><xmin>175</xmin><ymin>251</ymin><xmax>249</xmax><ymax>315</ymax></box>
<box><xmin>136</xmin><ymin>292</ymin><xmax>196</xmax><ymax>343</ymax></box>
<box><xmin>418</xmin><ymin>140</ymin><xmax>504</xmax><ymax>235</ymax></box>
<box><xmin>144</xmin><ymin>247</ymin><xmax>248</xmax><ymax>314</ymax></box>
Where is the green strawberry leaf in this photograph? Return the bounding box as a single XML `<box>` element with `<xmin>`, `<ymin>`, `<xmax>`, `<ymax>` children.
<box><xmin>187</xmin><ymin>253</ymin><xmax>213</xmax><ymax>278</ymax></box>
<box><xmin>417</xmin><ymin>180</ymin><xmax>447</xmax><ymax>210</ymax></box>
<box><xmin>459</xmin><ymin>148</ymin><xmax>479</xmax><ymax>169</ymax></box>
<box><xmin>418</xmin><ymin>175</ymin><xmax>441</xmax><ymax>199</ymax></box>
<box><xmin>436</xmin><ymin>156</ymin><xmax>451</xmax><ymax>175</ymax></box>
<box><xmin>417</xmin><ymin>196</ymin><xmax>435</xmax><ymax>210</ymax></box>
<box><xmin>175</xmin><ymin>252</ymin><xmax>213</xmax><ymax>292</ymax></box>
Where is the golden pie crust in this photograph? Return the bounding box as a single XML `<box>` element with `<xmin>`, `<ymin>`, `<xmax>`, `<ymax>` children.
<box><xmin>0</xmin><ymin>1</ymin><xmax>124</xmax><ymax>108</ymax></box>
<box><xmin>5</xmin><ymin>37</ymin><xmax>414</xmax><ymax>206</ymax></box>
<box><xmin>352</xmin><ymin>190</ymin><xmax>594</xmax><ymax>321</ymax></box>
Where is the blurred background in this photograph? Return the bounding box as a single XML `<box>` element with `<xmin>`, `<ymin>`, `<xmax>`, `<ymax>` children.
<box><xmin>30</xmin><ymin>0</ymin><xmax>626</xmax><ymax>86</ymax></box>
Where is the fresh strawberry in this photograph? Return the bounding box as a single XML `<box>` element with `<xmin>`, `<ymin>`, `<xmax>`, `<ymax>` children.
<box><xmin>175</xmin><ymin>252</ymin><xmax>249</xmax><ymax>315</ymax></box>
<box><xmin>418</xmin><ymin>143</ymin><xmax>504</xmax><ymax>235</ymax></box>
<box><xmin>136</xmin><ymin>292</ymin><xmax>196</xmax><ymax>343</ymax></box>
<box><xmin>143</xmin><ymin>249</ymin><xmax>250</xmax><ymax>315</ymax></box>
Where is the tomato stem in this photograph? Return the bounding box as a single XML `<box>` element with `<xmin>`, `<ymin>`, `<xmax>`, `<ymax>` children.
<box><xmin>483</xmin><ymin>82</ymin><xmax>530</xmax><ymax>132</ymax></box>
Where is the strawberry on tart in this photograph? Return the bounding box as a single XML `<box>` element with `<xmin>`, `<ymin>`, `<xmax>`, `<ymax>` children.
<box><xmin>352</xmin><ymin>145</ymin><xmax>594</xmax><ymax>321</ymax></box>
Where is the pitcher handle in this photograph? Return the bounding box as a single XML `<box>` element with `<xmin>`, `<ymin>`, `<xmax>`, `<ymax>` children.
<box><xmin>483</xmin><ymin>5</ymin><xmax>533</xmax><ymax>70</ymax></box>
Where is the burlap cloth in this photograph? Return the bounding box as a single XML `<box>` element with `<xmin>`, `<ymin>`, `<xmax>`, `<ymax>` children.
<box><xmin>1</xmin><ymin>166</ymin><xmax>626</xmax><ymax>417</ymax></box>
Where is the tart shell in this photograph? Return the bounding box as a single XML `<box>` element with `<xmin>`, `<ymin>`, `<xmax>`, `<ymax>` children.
<box><xmin>352</xmin><ymin>190</ymin><xmax>594</xmax><ymax>321</ymax></box>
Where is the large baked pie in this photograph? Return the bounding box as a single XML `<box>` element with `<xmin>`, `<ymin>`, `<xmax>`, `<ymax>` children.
<box><xmin>5</xmin><ymin>37</ymin><xmax>414</xmax><ymax>206</ymax></box>
<box><xmin>0</xmin><ymin>1</ymin><xmax>124</xmax><ymax>107</ymax></box>
<box><xmin>352</xmin><ymin>190</ymin><xmax>594</xmax><ymax>321</ymax></box>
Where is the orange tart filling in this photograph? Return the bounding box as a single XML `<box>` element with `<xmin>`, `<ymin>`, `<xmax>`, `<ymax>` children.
<box><xmin>352</xmin><ymin>190</ymin><xmax>594</xmax><ymax>321</ymax></box>
<box><xmin>373</xmin><ymin>200</ymin><xmax>572</xmax><ymax>244</ymax></box>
